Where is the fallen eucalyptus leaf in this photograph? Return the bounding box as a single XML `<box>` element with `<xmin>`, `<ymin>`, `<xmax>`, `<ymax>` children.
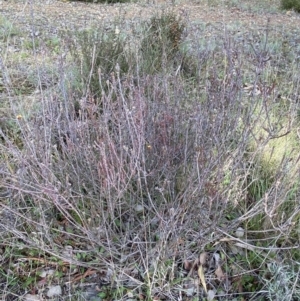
<box><xmin>198</xmin><ymin>264</ymin><xmax>207</xmax><ymax>293</ymax></box>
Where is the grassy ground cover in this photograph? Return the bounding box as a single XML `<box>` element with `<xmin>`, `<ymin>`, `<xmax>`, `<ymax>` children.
<box><xmin>0</xmin><ymin>0</ymin><xmax>300</xmax><ymax>300</ymax></box>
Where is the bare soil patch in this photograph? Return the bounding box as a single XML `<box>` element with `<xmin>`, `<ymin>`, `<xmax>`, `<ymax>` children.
<box><xmin>1</xmin><ymin>0</ymin><xmax>300</xmax><ymax>34</ymax></box>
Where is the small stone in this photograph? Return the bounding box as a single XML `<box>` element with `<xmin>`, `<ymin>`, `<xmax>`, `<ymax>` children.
<box><xmin>235</xmin><ymin>227</ymin><xmax>245</xmax><ymax>238</ymax></box>
<box><xmin>24</xmin><ymin>294</ymin><xmax>41</xmax><ymax>301</ymax></box>
<box><xmin>135</xmin><ymin>204</ymin><xmax>144</xmax><ymax>213</ymax></box>
<box><xmin>207</xmin><ymin>290</ymin><xmax>216</xmax><ymax>301</ymax></box>
<box><xmin>46</xmin><ymin>285</ymin><xmax>62</xmax><ymax>297</ymax></box>
<box><xmin>185</xmin><ymin>287</ymin><xmax>195</xmax><ymax>297</ymax></box>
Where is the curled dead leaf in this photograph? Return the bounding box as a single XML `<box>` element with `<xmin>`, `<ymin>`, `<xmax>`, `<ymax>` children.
<box><xmin>186</xmin><ymin>258</ymin><xmax>200</xmax><ymax>277</ymax></box>
<box><xmin>199</xmin><ymin>252</ymin><xmax>208</xmax><ymax>265</ymax></box>
<box><xmin>184</xmin><ymin>260</ymin><xmax>193</xmax><ymax>271</ymax></box>
<box><xmin>215</xmin><ymin>265</ymin><xmax>225</xmax><ymax>281</ymax></box>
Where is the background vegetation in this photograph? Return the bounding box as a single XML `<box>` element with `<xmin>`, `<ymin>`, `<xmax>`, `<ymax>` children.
<box><xmin>69</xmin><ymin>0</ymin><xmax>132</xmax><ymax>3</ymax></box>
<box><xmin>281</xmin><ymin>0</ymin><xmax>300</xmax><ymax>12</ymax></box>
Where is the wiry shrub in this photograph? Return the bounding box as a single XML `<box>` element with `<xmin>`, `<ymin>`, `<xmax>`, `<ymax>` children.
<box><xmin>2</xmin><ymin>11</ymin><xmax>300</xmax><ymax>300</ymax></box>
<box><xmin>0</xmin><ymin>37</ymin><xmax>250</xmax><ymax>297</ymax></box>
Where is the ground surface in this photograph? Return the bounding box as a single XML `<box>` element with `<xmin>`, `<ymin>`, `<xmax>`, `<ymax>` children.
<box><xmin>1</xmin><ymin>0</ymin><xmax>300</xmax><ymax>34</ymax></box>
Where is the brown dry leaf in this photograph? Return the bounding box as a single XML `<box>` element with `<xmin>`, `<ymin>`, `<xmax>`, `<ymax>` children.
<box><xmin>215</xmin><ymin>265</ymin><xmax>225</xmax><ymax>281</ymax></box>
<box><xmin>199</xmin><ymin>252</ymin><xmax>208</xmax><ymax>265</ymax></box>
<box><xmin>218</xmin><ymin>237</ymin><xmax>235</xmax><ymax>243</ymax></box>
<box><xmin>198</xmin><ymin>264</ymin><xmax>207</xmax><ymax>293</ymax></box>
<box><xmin>187</xmin><ymin>258</ymin><xmax>200</xmax><ymax>277</ymax></box>
<box><xmin>184</xmin><ymin>260</ymin><xmax>193</xmax><ymax>271</ymax></box>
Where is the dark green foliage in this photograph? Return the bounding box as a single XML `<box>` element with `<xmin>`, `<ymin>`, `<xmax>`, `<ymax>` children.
<box><xmin>280</xmin><ymin>0</ymin><xmax>300</xmax><ymax>12</ymax></box>
<box><xmin>66</xmin><ymin>25</ymin><xmax>132</xmax><ymax>98</ymax></box>
<box><xmin>66</xmin><ymin>12</ymin><xmax>186</xmax><ymax>102</ymax></box>
<box><xmin>140</xmin><ymin>12</ymin><xmax>185</xmax><ymax>74</ymax></box>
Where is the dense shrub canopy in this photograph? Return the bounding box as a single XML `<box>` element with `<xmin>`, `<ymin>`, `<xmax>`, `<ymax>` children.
<box><xmin>281</xmin><ymin>0</ymin><xmax>300</xmax><ymax>12</ymax></box>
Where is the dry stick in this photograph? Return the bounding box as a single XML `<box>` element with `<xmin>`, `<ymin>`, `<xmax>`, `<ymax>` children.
<box><xmin>216</xmin><ymin>227</ymin><xmax>299</xmax><ymax>251</ymax></box>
